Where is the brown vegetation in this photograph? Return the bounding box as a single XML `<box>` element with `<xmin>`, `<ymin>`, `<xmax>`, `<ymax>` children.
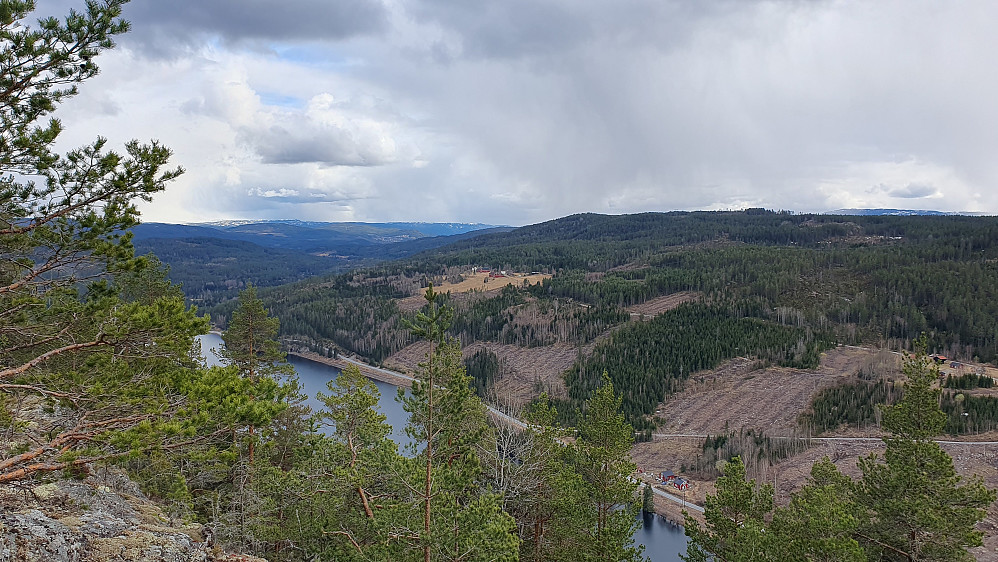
<box><xmin>625</xmin><ymin>291</ymin><xmax>700</xmax><ymax>318</ymax></box>
<box><xmin>628</xmin><ymin>344</ymin><xmax>998</xmax><ymax>557</ymax></box>
<box><xmin>396</xmin><ymin>271</ymin><xmax>552</xmax><ymax>312</ymax></box>
<box><xmin>654</xmin><ymin>346</ymin><xmax>878</xmax><ymax>436</ymax></box>
<box><xmin>385</xmin><ymin>340</ymin><xmax>574</xmax><ymax>408</ymax></box>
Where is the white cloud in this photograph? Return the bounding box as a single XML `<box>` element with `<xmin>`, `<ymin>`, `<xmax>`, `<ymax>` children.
<box><xmin>38</xmin><ymin>0</ymin><xmax>998</xmax><ymax>224</ymax></box>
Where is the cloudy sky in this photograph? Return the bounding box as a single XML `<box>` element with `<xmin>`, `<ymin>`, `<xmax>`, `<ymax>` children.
<box><xmin>38</xmin><ymin>0</ymin><xmax>998</xmax><ymax>225</ymax></box>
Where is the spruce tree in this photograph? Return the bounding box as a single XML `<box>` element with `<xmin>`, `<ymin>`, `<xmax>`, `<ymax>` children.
<box><xmin>642</xmin><ymin>483</ymin><xmax>654</xmax><ymax>513</ymax></box>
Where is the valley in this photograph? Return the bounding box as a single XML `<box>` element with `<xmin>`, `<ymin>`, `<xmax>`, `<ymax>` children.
<box><xmin>5</xmin><ymin>2</ymin><xmax>996</xmax><ymax>558</ymax></box>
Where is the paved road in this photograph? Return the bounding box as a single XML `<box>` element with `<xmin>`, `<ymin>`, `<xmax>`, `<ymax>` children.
<box><xmin>344</xmin><ymin>356</ymin><xmax>704</xmax><ymax>510</ymax></box>
<box><xmin>342</xmin><ymin>356</ymin><xmax>527</xmax><ymax>429</ymax></box>
<box><xmin>653</xmin><ymin>486</ymin><xmax>704</xmax><ymax>513</ymax></box>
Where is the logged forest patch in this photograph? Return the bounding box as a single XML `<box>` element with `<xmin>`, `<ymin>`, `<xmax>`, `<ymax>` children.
<box><xmin>385</xmin><ymin>340</ymin><xmax>574</xmax><ymax>408</ymax></box>
<box><xmin>465</xmin><ymin>341</ymin><xmax>574</xmax><ymax>405</ymax></box>
<box><xmin>625</xmin><ymin>291</ymin><xmax>700</xmax><ymax>318</ymax></box>
<box><xmin>655</xmin><ymin>346</ymin><xmax>884</xmax><ymax>436</ymax></box>
<box><xmin>632</xmin><ymin>418</ymin><xmax>998</xmax><ymax>559</ymax></box>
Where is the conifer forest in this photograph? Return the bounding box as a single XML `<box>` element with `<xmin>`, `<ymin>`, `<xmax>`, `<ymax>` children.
<box><xmin>3</xmin><ymin>2</ymin><xmax>998</xmax><ymax>561</ymax></box>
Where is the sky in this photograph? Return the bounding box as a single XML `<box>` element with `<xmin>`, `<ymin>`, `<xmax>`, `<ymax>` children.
<box><xmin>36</xmin><ymin>0</ymin><xmax>998</xmax><ymax>225</ymax></box>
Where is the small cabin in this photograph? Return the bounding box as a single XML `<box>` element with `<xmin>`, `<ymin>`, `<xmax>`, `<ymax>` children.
<box><xmin>660</xmin><ymin>470</ymin><xmax>676</xmax><ymax>483</ymax></box>
<box><xmin>673</xmin><ymin>478</ymin><xmax>690</xmax><ymax>491</ymax></box>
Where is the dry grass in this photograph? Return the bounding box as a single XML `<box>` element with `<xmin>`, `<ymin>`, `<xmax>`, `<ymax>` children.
<box><xmin>397</xmin><ymin>271</ymin><xmax>552</xmax><ymax>312</ymax></box>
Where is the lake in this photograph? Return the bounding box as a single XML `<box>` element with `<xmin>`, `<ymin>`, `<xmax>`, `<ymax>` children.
<box><xmin>196</xmin><ymin>333</ymin><xmax>689</xmax><ymax>560</ymax></box>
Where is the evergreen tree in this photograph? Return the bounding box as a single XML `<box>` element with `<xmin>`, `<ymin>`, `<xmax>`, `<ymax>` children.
<box><xmin>312</xmin><ymin>363</ymin><xmax>398</xmax><ymax>558</ymax></box>
<box><xmin>683</xmin><ymin>456</ymin><xmax>773</xmax><ymax>562</ymax></box>
<box><xmin>0</xmin><ymin>0</ymin><xmax>208</xmax><ymax>483</ymax></box>
<box><xmin>642</xmin><ymin>484</ymin><xmax>654</xmax><ymax>513</ymax></box>
<box><xmin>855</xmin><ymin>342</ymin><xmax>996</xmax><ymax>560</ymax></box>
<box><xmin>255</xmin><ymin>364</ymin><xmax>398</xmax><ymax>561</ymax></box>
<box><xmin>221</xmin><ymin>284</ymin><xmax>293</xmax><ymax>382</ymax></box>
<box><xmin>397</xmin><ymin>284</ymin><xmax>519</xmax><ymax>561</ymax></box>
<box><xmin>571</xmin><ymin>372</ymin><xmax>645</xmax><ymax>562</ymax></box>
<box><xmin>221</xmin><ymin>284</ymin><xmax>294</xmax><ymax>465</ymax></box>
<box><xmin>768</xmin><ymin>458</ymin><xmax>864</xmax><ymax>561</ymax></box>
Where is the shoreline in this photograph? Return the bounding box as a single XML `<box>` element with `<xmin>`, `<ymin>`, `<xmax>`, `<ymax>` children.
<box><xmin>288</xmin><ymin>351</ymin><xmax>415</xmax><ymax>388</ymax></box>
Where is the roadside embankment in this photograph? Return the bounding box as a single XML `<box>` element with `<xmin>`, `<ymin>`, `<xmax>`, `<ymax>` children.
<box><xmin>288</xmin><ymin>351</ymin><xmax>415</xmax><ymax>388</ymax></box>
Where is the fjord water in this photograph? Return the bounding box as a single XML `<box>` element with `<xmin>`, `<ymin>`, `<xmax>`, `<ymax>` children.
<box><xmin>196</xmin><ymin>333</ymin><xmax>688</xmax><ymax>560</ymax></box>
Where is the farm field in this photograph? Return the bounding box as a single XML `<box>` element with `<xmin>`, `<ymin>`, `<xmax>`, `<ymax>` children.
<box><xmin>395</xmin><ymin>270</ymin><xmax>551</xmax><ymax>312</ymax></box>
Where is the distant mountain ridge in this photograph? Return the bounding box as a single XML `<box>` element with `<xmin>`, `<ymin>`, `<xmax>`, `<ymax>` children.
<box><xmin>134</xmin><ymin>220</ymin><xmax>504</xmax><ymax>251</ymax></box>
<box><xmin>190</xmin><ymin>219</ymin><xmax>503</xmax><ymax>238</ymax></box>
<box><xmin>827</xmin><ymin>208</ymin><xmax>990</xmax><ymax>216</ymax></box>
<box><xmin>132</xmin><ymin>220</ymin><xmax>510</xmax><ymax>306</ymax></box>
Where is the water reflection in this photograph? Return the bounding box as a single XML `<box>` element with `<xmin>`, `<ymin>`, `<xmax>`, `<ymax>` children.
<box><xmin>637</xmin><ymin>512</ymin><xmax>689</xmax><ymax>561</ymax></box>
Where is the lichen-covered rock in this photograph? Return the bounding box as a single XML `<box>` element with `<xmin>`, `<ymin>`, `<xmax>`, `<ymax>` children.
<box><xmin>0</xmin><ymin>509</ymin><xmax>88</xmax><ymax>561</ymax></box>
<box><xmin>0</xmin><ymin>469</ymin><xmax>213</xmax><ymax>562</ymax></box>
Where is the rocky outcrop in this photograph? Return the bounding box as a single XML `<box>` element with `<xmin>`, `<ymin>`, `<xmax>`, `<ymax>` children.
<box><xmin>0</xmin><ymin>469</ymin><xmax>217</xmax><ymax>562</ymax></box>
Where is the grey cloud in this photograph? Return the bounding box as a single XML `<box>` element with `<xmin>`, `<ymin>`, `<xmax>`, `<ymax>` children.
<box><xmin>889</xmin><ymin>184</ymin><xmax>939</xmax><ymax>199</ymax></box>
<box><xmin>242</xmin><ymin>123</ymin><xmax>395</xmax><ymax>167</ymax></box>
<box><xmin>408</xmin><ymin>0</ymin><xmax>745</xmax><ymax>62</ymax></box>
<box><xmin>366</xmin><ymin>0</ymin><xmax>998</xmax><ymax>219</ymax></box>
<box><xmin>411</xmin><ymin>0</ymin><xmax>592</xmax><ymax>60</ymax></box>
<box><xmin>42</xmin><ymin>0</ymin><xmax>998</xmax><ymax>223</ymax></box>
<box><xmin>118</xmin><ymin>0</ymin><xmax>387</xmax><ymax>54</ymax></box>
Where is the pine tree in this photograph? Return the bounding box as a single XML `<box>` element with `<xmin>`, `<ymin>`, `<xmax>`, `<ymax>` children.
<box><xmin>258</xmin><ymin>364</ymin><xmax>400</xmax><ymax>561</ymax></box>
<box><xmin>397</xmin><ymin>284</ymin><xmax>519</xmax><ymax>561</ymax></box>
<box><xmin>572</xmin><ymin>372</ymin><xmax>645</xmax><ymax>562</ymax></box>
<box><xmin>0</xmin><ymin>1</ymin><xmax>217</xmax><ymax>484</ymax></box>
<box><xmin>318</xmin><ymin>363</ymin><xmax>394</xmax><ymax>519</ymax></box>
<box><xmin>683</xmin><ymin>456</ymin><xmax>773</xmax><ymax>562</ymax></box>
<box><xmin>855</xmin><ymin>341</ymin><xmax>996</xmax><ymax>560</ymax></box>
<box><xmin>221</xmin><ymin>284</ymin><xmax>294</xmax><ymax>465</ymax></box>
<box><xmin>221</xmin><ymin>284</ymin><xmax>293</xmax><ymax>383</ymax></box>
<box><xmin>768</xmin><ymin>458</ymin><xmax>864</xmax><ymax>561</ymax></box>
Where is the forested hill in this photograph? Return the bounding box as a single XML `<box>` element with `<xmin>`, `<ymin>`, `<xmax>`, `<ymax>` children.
<box><xmin>402</xmin><ymin>210</ymin><xmax>998</xmax><ymax>270</ymax></box>
<box><xmin>134</xmin><ymin>221</ymin><xmax>509</xmax><ymax>306</ymax></box>
<box><xmin>232</xmin><ymin>210</ymin><xmax>998</xmax><ymax>428</ymax></box>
